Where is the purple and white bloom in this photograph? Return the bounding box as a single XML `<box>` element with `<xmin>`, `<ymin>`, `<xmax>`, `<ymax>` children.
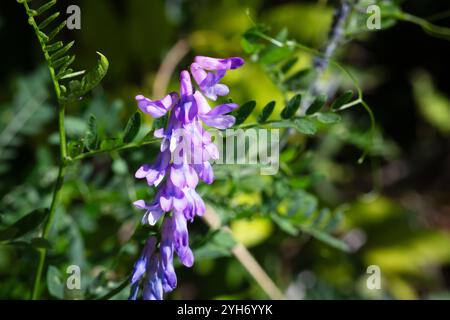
<box><xmin>135</xmin><ymin>149</ymin><xmax>170</xmax><ymax>186</ymax></box>
<box><xmin>190</xmin><ymin>56</ymin><xmax>244</xmax><ymax>101</ymax></box>
<box><xmin>130</xmin><ymin>55</ymin><xmax>244</xmax><ymax>300</ymax></box>
<box><xmin>133</xmin><ymin>200</ymin><xmax>164</xmax><ymax>226</ymax></box>
<box><xmin>194</xmin><ymin>56</ymin><xmax>244</xmax><ymax>71</ymax></box>
<box><xmin>194</xmin><ymin>91</ymin><xmax>238</xmax><ymax>129</ymax></box>
<box><xmin>136</xmin><ymin>92</ymin><xmax>179</xmax><ymax>118</ymax></box>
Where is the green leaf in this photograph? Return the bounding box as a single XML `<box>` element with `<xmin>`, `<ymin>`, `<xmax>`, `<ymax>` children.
<box><xmin>59</xmin><ymin>70</ymin><xmax>85</xmax><ymax>80</ymax></box>
<box><xmin>306</xmin><ymin>94</ymin><xmax>327</xmax><ymax>115</ymax></box>
<box><xmin>50</xmin><ymin>41</ymin><xmax>74</xmax><ymax>61</ymax></box>
<box><xmin>280</xmin><ymin>57</ymin><xmax>299</xmax><ymax>74</ymax></box>
<box><xmin>278</xmin><ymin>189</ymin><xmax>349</xmax><ymax>251</ymax></box>
<box><xmin>35</xmin><ymin>0</ymin><xmax>56</xmax><ymax>16</ymax></box>
<box><xmin>38</xmin><ymin>12</ymin><xmax>60</xmax><ymax>30</ymax></box>
<box><xmin>67</xmin><ymin>140</ymin><xmax>84</xmax><ymax>158</ymax></box>
<box><xmin>275</xmin><ymin>27</ymin><xmax>289</xmax><ymax>42</ymax></box>
<box><xmin>47</xmin><ymin>266</ymin><xmax>64</xmax><ymax>299</ymax></box>
<box><xmin>214</xmin><ymin>231</ymin><xmax>236</xmax><ymax>250</ymax></box>
<box><xmin>51</xmin><ymin>55</ymin><xmax>71</xmax><ymax>69</ymax></box>
<box><xmin>412</xmin><ymin>71</ymin><xmax>450</xmax><ymax>134</ymax></box>
<box><xmin>299</xmin><ymin>225</ymin><xmax>349</xmax><ymax>252</ymax></box>
<box><xmin>317</xmin><ymin>112</ymin><xmax>342</xmax><ymax>124</ymax></box>
<box><xmin>258</xmin><ymin>101</ymin><xmax>276</xmax><ymax>123</ymax></box>
<box><xmin>63</xmin><ymin>52</ymin><xmax>109</xmax><ymax>101</ymax></box>
<box><xmin>233</xmin><ymin>100</ymin><xmax>256</xmax><ymax>126</ymax></box>
<box><xmin>0</xmin><ymin>209</ymin><xmax>48</xmax><ymax>241</ymax></box>
<box><xmin>38</xmin><ymin>30</ymin><xmax>49</xmax><ymax>43</ymax></box>
<box><xmin>152</xmin><ymin>113</ymin><xmax>168</xmax><ymax>131</ymax></box>
<box><xmin>194</xmin><ymin>230</ymin><xmax>236</xmax><ymax>260</ymax></box>
<box><xmin>240</xmin><ymin>37</ymin><xmax>257</xmax><ymax>54</ymax></box>
<box><xmin>283</xmin><ymin>68</ymin><xmax>316</xmax><ymax>91</ymax></box>
<box><xmin>47</xmin><ymin>20</ymin><xmax>66</xmax><ymax>42</ymax></box>
<box><xmin>241</xmin><ymin>25</ymin><xmax>268</xmax><ymax>54</ymax></box>
<box><xmin>84</xmin><ymin>115</ymin><xmax>97</xmax><ymax>151</ymax></box>
<box><xmin>270</xmin><ymin>121</ymin><xmax>294</xmax><ymax>129</ymax></box>
<box><xmin>100</xmin><ymin>138</ymin><xmax>122</xmax><ymax>151</ymax></box>
<box><xmin>270</xmin><ymin>213</ymin><xmax>299</xmax><ymax>236</ymax></box>
<box><xmin>122</xmin><ymin>112</ymin><xmax>141</xmax><ymax>143</ymax></box>
<box><xmin>260</xmin><ymin>46</ymin><xmax>292</xmax><ymax>65</ymax></box>
<box><xmin>294</xmin><ymin>118</ymin><xmax>317</xmax><ymax>135</ymax></box>
<box><xmin>57</xmin><ymin>55</ymin><xmax>76</xmax><ymax>75</ymax></box>
<box><xmin>0</xmin><ymin>228</ymin><xmax>19</xmax><ymax>242</ymax></box>
<box><xmin>331</xmin><ymin>90</ymin><xmax>354</xmax><ymax>110</ymax></box>
<box><xmin>281</xmin><ymin>94</ymin><xmax>302</xmax><ymax>119</ymax></box>
<box><xmin>46</xmin><ymin>41</ymin><xmax>63</xmax><ymax>52</ymax></box>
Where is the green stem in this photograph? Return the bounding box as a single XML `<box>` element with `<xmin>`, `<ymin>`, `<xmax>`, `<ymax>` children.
<box><xmin>22</xmin><ymin>0</ymin><xmax>68</xmax><ymax>299</ymax></box>
<box><xmin>71</xmin><ymin>138</ymin><xmax>158</xmax><ymax>162</ymax></box>
<box><xmin>94</xmin><ymin>275</ymin><xmax>131</xmax><ymax>300</ymax></box>
<box><xmin>394</xmin><ymin>12</ymin><xmax>450</xmax><ymax>41</ymax></box>
<box><xmin>31</xmin><ymin>163</ymin><xmax>66</xmax><ymax>299</ymax></box>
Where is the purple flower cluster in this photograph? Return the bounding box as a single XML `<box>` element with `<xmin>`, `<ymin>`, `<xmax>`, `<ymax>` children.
<box><xmin>130</xmin><ymin>56</ymin><xmax>244</xmax><ymax>300</ymax></box>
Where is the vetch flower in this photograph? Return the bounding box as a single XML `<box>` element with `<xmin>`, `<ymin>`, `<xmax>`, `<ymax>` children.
<box><xmin>132</xmin><ymin>200</ymin><xmax>164</xmax><ymax>226</ymax></box>
<box><xmin>194</xmin><ymin>56</ymin><xmax>244</xmax><ymax>71</ymax></box>
<box><xmin>135</xmin><ymin>149</ymin><xmax>170</xmax><ymax>186</ymax></box>
<box><xmin>130</xmin><ymin>55</ymin><xmax>244</xmax><ymax>300</ymax></box>
<box><xmin>194</xmin><ymin>91</ymin><xmax>238</xmax><ymax>129</ymax></box>
<box><xmin>190</xmin><ymin>56</ymin><xmax>244</xmax><ymax>100</ymax></box>
<box><xmin>136</xmin><ymin>92</ymin><xmax>178</xmax><ymax>118</ymax></box>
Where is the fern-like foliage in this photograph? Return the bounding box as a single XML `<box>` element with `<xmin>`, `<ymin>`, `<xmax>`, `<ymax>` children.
<box><xmin>18</xmin><ymin>0</ymin><xmax>109</xmax><ymax>102</ymax></box>
<box><xmin>0</xmin><ymin>67</ymin><xmax>53</xmax><ymax>176</ymax></box>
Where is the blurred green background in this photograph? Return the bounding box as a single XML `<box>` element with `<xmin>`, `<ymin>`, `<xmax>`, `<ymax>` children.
<box><xmin>0</xmin><ymin>0</ymin><xmax>449</xmax><ymax>300</ymax></box>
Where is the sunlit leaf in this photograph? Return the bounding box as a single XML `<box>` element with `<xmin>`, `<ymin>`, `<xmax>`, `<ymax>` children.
<box><xmin>294</xmin><ymin>118</ymin><xmax>316</xmax><ymax>135</ymax></box>
<box><xmin>317</xmin><ymin>112</ymin><xmax>342</xmax><ymax>124</ymax></box>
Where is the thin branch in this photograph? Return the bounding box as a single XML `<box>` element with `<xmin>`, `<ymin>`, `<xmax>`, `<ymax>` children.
<box><xmin>70</xmin><ymin>138</ymin><xmax>159</xmax><ymax>162</ymax></box>
<box><xmin>313</xmin><ymin>0</ymin><xmax>353</xmax><ymax>75</ymax></box>
<box><xmin>153</xmin><ymin>39</ymin><xmax>190</xmax><ymax>98</ymax></box>
<box><xmin>300</xmin><ymin>0</ymin><xmax>356</xmax><ymax>114</ymax></box>
<box><xmin>203</xmin><ymin>207</ymin><xmax>286</xmax><ymax>300</ymax></box>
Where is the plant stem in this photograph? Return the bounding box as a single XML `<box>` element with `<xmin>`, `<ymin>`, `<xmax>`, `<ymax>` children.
<box><xmin>22</xmin><ymin>0</ymin><xmax>69</xmax><ymax>299</ymax></box>
<box><xmin>31</xmin><ymin>163</ymin><xmax>66</xmax><ymax>299</ymax></box>
<box><xmin>203</xmin><ymin>207</ymin><xmax>286</xmax><ymax>300</ymax></box>
<box><xmin>300</xmin><ymin>0</ymin><xmax>354</xmax><ymax>114</ymax></box>
<box><xmin>395</xmin><ymin>12</ymin><xmax>450</xmax><ymax>40</ymax></box>
<box><xmin>153</xmin><ymin>39</ymin><xmax>190</xmax><ymax>99</ymax></box>
<box><xmin>71</xmin><ymin>138</ymin><xmax>158</xmax><ymax>162</ymax></box>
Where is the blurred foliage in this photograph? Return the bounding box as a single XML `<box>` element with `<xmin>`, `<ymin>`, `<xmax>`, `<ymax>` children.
<box><xmin>0</xmin><ymin>0</ymin><xmax>450</xmax><ymax>300</ymax></box>
<box><xmin>412</xmin><ymin>70</ymin><xmax>450</xmax><ymax>135</ymax></box>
